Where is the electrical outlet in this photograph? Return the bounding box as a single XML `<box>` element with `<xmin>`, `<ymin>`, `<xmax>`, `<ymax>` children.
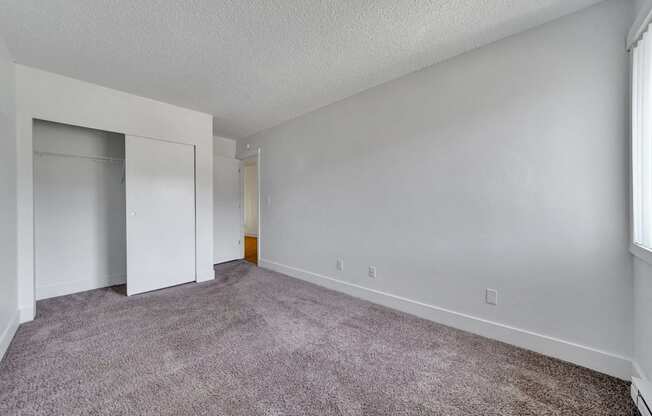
<box><xmin>336</xmin><ymin>258</ymin><xmax>344</xmax><ymax>271</ymax></box>
<box><xmin>368</xmin><ymin>266</ymin><xmax>376</xmax><ymax>278</ymax></box>
<box><xmin>485</xmin><ymin>289</ymin><xmax>498</xmax><ymax>306</ymax></box>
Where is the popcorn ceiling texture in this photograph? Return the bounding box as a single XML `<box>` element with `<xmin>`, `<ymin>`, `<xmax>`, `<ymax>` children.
<box><xmin>0</xmin><ymin>261</ymin><xmax>634</xmax><ymax>415</ymax></box>
<box><xmin>0</xmin><ymin>0</ymin><xmax>602</xmax><ymax>138</ymax></box>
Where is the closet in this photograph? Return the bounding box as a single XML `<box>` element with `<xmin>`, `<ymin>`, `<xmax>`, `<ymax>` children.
<box><xmin>34</xmin><ymin>120</ymin><xmax>126</xmax><ymax>299</ymax></box>
<box><xmin>34</xmin><ymin>120</ymin><xmax>197</xmax><ymax>299</ymax></box>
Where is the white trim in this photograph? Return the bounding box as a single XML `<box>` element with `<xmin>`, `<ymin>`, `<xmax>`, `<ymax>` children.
<box><xmin>19</xmin><ymin>305</ymin><xmax>35</xmax><ymax>323</ymax></box>
<box><xmin>631</xmin><ymin>243</ymin><xmax>652</xmax><ymax>266</ymax></box>
<box><xmin>632</xmin><ymin>377</ymin><xmax>652</xmax><ymax>416</ymax></box>
<box><xmin>239</xmin><ymin>159</ymin><xmax>245</xmax><ymax>260</ymax></box>
<box><xmin>214</xmin><ymin>257</ymin><xmax>241</xmax><ymax>265</ymax></box>
<box><xmin>0</xmin><ymin>310</ymin><xmax>19</xmax><ymax>362</ymax></box>
<box><xmin>260</xmin><ymin>258</ymin><xmax>633</xmax><ymax>380</ymax></box>
<box><xmin>628</xmin><ymin>1</ymin><xmax>652</xmax><ymax>50</ymax></box>
<box><xmin>257</xmin><ymin>148</ymin><xmax>262</xmax><ymax>262</ymax></box>
<box><xmin>634</xmin><ymin>360</ymin><xmax>650</xmax><ymax>381</ymax></box>
<box><xmin>35</xmin><ymin>275</ymin><xmax>126</xmax><ymax>300</ymax></box>
<box><xmin>630</xmin><ymin>35</ymin><xmax>636</xmax><ymax>256</ymax></box>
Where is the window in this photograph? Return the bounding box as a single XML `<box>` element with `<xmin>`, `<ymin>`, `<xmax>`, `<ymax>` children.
<box><xmin>633</xmin><ymin>27</ymin><xmax>652</xmax><ymax>251</ymax></box>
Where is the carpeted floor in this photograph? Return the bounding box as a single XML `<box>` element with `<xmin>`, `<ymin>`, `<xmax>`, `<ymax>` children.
<box><xmin>0</xmin><ymin>261</ymin><xmax>635</xmax><ymax>415</ymax></box>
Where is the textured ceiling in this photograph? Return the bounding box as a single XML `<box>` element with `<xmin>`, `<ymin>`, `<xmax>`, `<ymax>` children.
<box><xmin>0</xmin><ymin>0</ymin><xmax>602</xmax><ymax>138</ymax></box>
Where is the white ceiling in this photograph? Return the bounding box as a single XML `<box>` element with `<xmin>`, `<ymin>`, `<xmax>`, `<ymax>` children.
<box><xmin>0</xmin><ymin>0</ymin><xmax>602</xmax><ymax>139</ymax></box>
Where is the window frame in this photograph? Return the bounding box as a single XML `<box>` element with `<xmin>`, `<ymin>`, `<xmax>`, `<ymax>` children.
<box><xmin>631</xmin><ymin>28</ymin><xmax>652</xmax><ymax>265</ymax></box>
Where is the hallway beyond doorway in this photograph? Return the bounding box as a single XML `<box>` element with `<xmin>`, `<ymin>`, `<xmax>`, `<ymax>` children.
<box><xmin>245</xmin><ymin>236</ymin><xmax>257</xmax><ymax>265</ymax></box>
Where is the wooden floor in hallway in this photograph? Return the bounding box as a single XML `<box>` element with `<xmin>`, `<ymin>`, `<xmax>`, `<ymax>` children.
<box><xmin>245</xmin><ymin>236</ymin><xmax>257</xmax><ymax>265</ymax></box>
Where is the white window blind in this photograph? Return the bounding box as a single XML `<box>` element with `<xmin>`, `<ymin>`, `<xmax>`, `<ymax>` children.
<box><xmin>633</xmin><ymin>27</ymin><xmax>652</xmax><ymax>250</ymax></box>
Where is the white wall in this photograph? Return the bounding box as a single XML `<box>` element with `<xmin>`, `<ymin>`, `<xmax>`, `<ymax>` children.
<box><xmin>33</xmin><ymin>120</ymin><xmax>126</xmax><ymax>299</ymax></box>
<box><xmin>244</xmin><ymin>163</ymin><xmax>258</xmax><ymax>237</ymax></box>
<box><xmin>633</xmin><ymin>258</ymin><xmax>652</xmax><ymax>379</ymax></box>
<box><xmin>635</xmin><ymin>0</ymin><xmax>651</xmax><ymax>14</ymax></box>
<box><xmin>238</xmin><ymin>0</ymin><xmax>635</xmax><ymax>379</ymax></box>
<box><xmin>16</xmin><ymin>65</ymin><xmax>213</xmax><ymax>321</ymax></box>
<box><xmin>0</xmin><ymin>37</ymin><xmax>18</xmax><ymax>360</ymax></box>
<box><xmin>213</xmin><ymin>135</ymin><xmax>236</xmax><ymax>158</ymax></box>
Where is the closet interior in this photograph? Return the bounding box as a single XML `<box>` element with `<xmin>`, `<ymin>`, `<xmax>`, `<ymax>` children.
<box><xmin>33</xmin><ymin>119</ymin><xmax>126</xmax><ymax>300</ymax></box>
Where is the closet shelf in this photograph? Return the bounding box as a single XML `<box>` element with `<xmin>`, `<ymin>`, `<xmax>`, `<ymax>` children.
<box><xmin>34</xmin><ymin>150</ymin><xmax>124</xmax><ymax>163</ymax></box>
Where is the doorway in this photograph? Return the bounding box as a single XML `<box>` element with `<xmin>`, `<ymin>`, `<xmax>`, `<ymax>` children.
<box><xmin>242</xmin><ymin>157</ymin><xmax>258</xmax><ymax>265</ymax></box>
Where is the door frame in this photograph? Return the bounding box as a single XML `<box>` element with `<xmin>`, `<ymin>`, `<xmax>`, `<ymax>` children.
<box><xmin>239</xmin><ymin>148</ymin><xmax>261</xmax><ymax>263</ymax></box>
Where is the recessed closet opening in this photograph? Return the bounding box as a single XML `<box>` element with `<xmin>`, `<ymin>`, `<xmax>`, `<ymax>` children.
<box><xmin>33</xmin><ymin>119</ymin><xmax>126</xmax><ymax>300</ymax></box>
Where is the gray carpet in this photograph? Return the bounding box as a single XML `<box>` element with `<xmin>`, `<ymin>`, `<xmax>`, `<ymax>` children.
<box><xmin>0</xmin><ymin>261</ymin><xmax>635</xmax><ymax>415</ymax></box>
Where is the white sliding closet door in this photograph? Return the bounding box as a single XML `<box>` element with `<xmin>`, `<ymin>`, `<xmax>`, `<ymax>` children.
<box><xmin>125</xmin><ymin>135</ymin><xmax>196</xmax><ymax>295</ymax></box>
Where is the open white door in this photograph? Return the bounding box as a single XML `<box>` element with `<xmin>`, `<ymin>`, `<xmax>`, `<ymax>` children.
<box><xmin>239</xmin><ymin>159</ymin><xmax>245</xmax><ymax>260</ymax></box>
<box><xmin>125</xmin><ymin>135</ymin><xmax>196</xmax><ymax>295</ymax></box>
<box><xmin>213</xmin><ymin>156</ymin><xmax>242</xmax><ymax>263</ymax></box>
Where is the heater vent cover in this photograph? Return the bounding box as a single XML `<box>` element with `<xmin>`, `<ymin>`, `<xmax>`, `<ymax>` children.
<box><xmin>632</xmin><ymin>377</ymin><xmax>652</xmax><ymax>416</ymax></box>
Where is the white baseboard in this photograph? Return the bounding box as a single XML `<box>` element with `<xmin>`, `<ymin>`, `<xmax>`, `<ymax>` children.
<box><xmin>36</xmin><ymin>275</ymin><xmax>126</xmax><ymax>300</ymax></box>
<box><xmin>260</xmin><ymin>258</ymin><xmax>633</xmax><ymax>380</ymax></box>
<box><xmin>213</xmin><ymin>256</ymin><xmax>242</xmax><ymax>266</ymax></box>
<box><xmin>0</xmin><ymin>310</ymin><xmax>19</xmax><ymax>362</ymax></box>
<box><xmin>634</xmin><ymin>360</ymin><xmax>650</xmax><ymax>381</ymax></box>
<box><xmin>19</xmin><ymin>305</ymin><xmax>35</xmax><ymax>323</ymax></box>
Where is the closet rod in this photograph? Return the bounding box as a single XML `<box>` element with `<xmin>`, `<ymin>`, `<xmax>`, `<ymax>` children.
<box><xmin>34</xmin><ymin>150</ymin><xmax>124</xmax><ymax>163</ymax></box>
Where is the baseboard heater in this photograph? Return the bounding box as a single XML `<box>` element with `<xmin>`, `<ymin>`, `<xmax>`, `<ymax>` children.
<box><xmin>632</xmin><ymin>377</ymin><xmax>652</xmax><ymax>416</ymax></box>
